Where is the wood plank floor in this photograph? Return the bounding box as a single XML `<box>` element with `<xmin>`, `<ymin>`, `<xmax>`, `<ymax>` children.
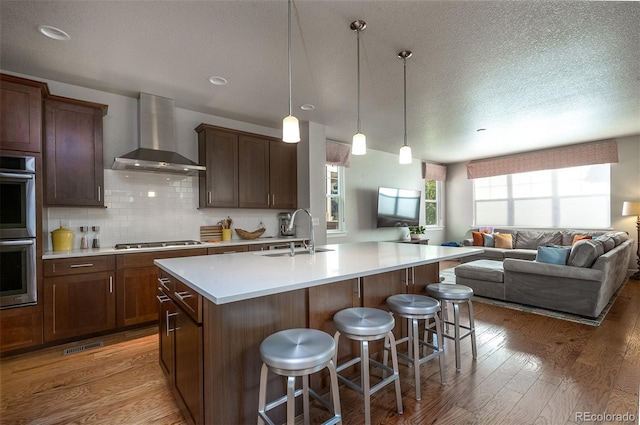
<box><xmin>2</xmin><ymin>266</ymin><xmax>638</xmax><ymax>425</ymax></box>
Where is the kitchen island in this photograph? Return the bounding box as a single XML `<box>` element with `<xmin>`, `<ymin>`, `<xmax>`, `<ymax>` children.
<box><xmin>154</xmin><ymin>241</ymin><xmax>482</xmax><ymax>424</ymax></box>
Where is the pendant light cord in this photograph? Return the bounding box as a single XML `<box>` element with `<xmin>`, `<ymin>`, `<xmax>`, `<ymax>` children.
<box><xmin>356</xmin><ymin>29</ymin><xmax>361</xmax><ymax>134</ymax></box>
<box><xmin>288</xmin><ymin>0</ymin><xmax>293</xmax><ymax>117</ymax></box>
<box><xmin>403</xmin><ymin>56</ymin><xmax>407</xmax><ymax>147</ymax></box>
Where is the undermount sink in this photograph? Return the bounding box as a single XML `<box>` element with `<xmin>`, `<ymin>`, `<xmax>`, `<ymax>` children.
<box><xmin>260</xmin><ymin>247</ymin><xmax>334</xmax><ymax>257</ymax></box>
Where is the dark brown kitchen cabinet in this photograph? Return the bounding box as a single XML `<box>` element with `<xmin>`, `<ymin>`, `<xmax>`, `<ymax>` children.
<box><xmin>0</xmin><ymin>74</ymin><xmax>49</xmax><ymax>153</ymax></box>
<box><xmin>158</xmin><ymin>270</ymin><xmax>203</xmax><ymax>425</ymax></box>
<box><xmin>115</xmin><ymin>248</ymin><xmax>206</xmax><ymax>327</ymax></box>
<box><xmin>238</xmin><ymin>136</ymin><xmax>297</xmax><ymax>209</ymax></box>
<box><xmin>196</xmin><ymin>125</ymin><xmax>239</xmax><ymax>208</ymax></box>
<box><xmin>43</xmin><ymin>256</ymin><xmax>116</xmax><ymax>342</ymax></box>
<box><xmin>196</xmin><ymin>123</ymin><xmax>297</xmax><ymax>210</ymax></box>
<box><xmin>44</xmin><ymin>95</ymin><xmax>108</xmax><ymax>207</ymax></box>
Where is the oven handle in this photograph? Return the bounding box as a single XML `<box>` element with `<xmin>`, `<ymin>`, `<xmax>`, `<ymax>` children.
<box><xmin>0</xmin><ymin>172</ymin><xmax>34</xmax><ymax>180</ymax></box>
<box><xmin>0</xmin><ymin>239</ymin><xmax>35</xmax><ymax>246</ymax></box>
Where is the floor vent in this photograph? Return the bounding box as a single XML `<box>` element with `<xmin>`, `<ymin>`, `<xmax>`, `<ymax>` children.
<box><xmin>63</xmin><ymin>341</ymin><xmax>104</xmax><ymax>356</ymax></box>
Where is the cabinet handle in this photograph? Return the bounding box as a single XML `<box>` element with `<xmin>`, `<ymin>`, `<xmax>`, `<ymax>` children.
<box><xmin>272</xmin><ymin>194</ymin><xmax>275</xmax><ymax>205</ymax></box>
<box><xmin>166</xmin><ymin>310</ymin><xmax>178</xmax><ymax>336</ymax></box>
<box><xmin>356</xmin><ymin>277</ymin><xmax>361</xmax><ymax>299</ymax></box>
<box><xmin>156</xmin><ymin>294</ymin><xmax>170</xmax><ymax>303</ymax></box>
<box><xmin>208</xmin><ymin>191</ymin><xmax>212</xmax><ymax>204</ymax></box>
<box><xmin>174</xmin><ymin>291</ymin><xmax>193</xmax><ymax>302</ymax></box>
<box><xmin>70</xmin><ymin>263</ymin><xmax>94</xmax><ymax>268</ymax></box>
<box><xmin>267</xmin><ymin>194</ymin><xmax>270</xmax><ymax>206</ymax></box>
<box><xmin>109</xmin><ymin>276</ymin><xmax>113</xmax><ymax>293</ymax></box>
<box><xmin>97</xmin><ymin>185</ymin><xmax>101</xmax><ymax>202</ymax></box>
<box><xmin>157</xmin><ymin>277</ymin><xmax>171</xmax><ymax>292</ymax></box>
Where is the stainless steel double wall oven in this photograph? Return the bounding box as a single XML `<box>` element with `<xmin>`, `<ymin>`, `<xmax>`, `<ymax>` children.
<box><xmin>0</xmin><ymin>154</ymin><xmax>37</xmax><ymax>308</ymax></box>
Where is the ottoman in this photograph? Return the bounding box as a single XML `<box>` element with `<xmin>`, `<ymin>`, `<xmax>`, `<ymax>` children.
<box><xmin>454</xmin><ymin>260</ymin><xmax>505</xmax><ymax>300</ymax></box>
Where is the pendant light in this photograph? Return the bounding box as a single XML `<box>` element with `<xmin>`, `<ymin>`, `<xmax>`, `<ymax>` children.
<box><xmin>282</xmin><ymin>0</ymin><xmax>300</xmax><ymax>143</ymax></box>
<box><xmin>351</xmin><ymin>20</ymin><xmax>367</xmax><ymax>155</ymax></box>
<box><xmin>398</xmin><ymin>50</ymin><xmax>413</xmax><ymax>164</ymax></box>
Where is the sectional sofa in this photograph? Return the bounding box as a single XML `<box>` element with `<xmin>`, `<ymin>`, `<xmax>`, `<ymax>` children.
<box><xmin>455</xmin><ymin>229</ymin><xmax>633</xmax><ymax>318</ymax></box>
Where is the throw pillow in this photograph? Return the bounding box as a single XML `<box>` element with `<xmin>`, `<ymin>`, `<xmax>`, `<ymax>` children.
<box><xmin>572</xmin><ymin>234</ymin><xmax>592</xmax><ymax>245</ymax></box>
<box><xmin>472</xmin><ymin>231</ymin><xmax>484</xmax><ymax>246</ymax></box>
<box><xmin>494</xmin><ymin>233</ymin><xmax>513</xmax><ymax>249</ymax></box>
<box><xmin>568</xmin><ymin>239</ymin><xmax>604</xmax><ymax>268</ymax></box>
<box><xmin>483</xmin><ymin>233</ymin><xmax>495</xmax><ymax>247</ymax></box>
<box><xmin>535</xmin><ymin>245</ymin><xmax>571</xmax><ymax>265</ymax></box>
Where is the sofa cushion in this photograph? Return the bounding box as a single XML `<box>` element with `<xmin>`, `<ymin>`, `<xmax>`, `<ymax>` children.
<box><xmin>595</xmin><ymin>234</ymin><xmax>615</xmax><ymax>252</ymax></box>
<box><xmin>455</xmin><ymin>260</ymin><xmax>504</xmax><ymax>283</ymax></box>
<box><xmin>483</xmin><ymin>233</ymin><xmax>495</xmax><ymax>247</ymax></box>
<box><xmin>568</xmin><ymin>239</ymin><xmax>605</xmax><ymax>268</ymax></box>
<box><xmin>503</xmin><ymin>249</ymin><xmax>537</xmax><ymax>261</ymax></box>
<box><xmin>536</xmin><ymin>245</ymin><xmax>571</xmax><ymax>265</ymax></box>
<box><xmin>494</xmin><ymin>233</ymin><xmax>513</xmax><ymax>249</ymax></box>
<box><xmin>515</xmin><ymin>230</ymin><xmax>562</xmax><ymax>249</ymax></box>
<box><xmin>472</xmin><ymin>231</ymin><xmax>485</xmax><ymax>246</ymax></box>
<box><xmin>572</xmin><ymin>234</ymin><xmax>592</xmax><ymax>245</ymax></box>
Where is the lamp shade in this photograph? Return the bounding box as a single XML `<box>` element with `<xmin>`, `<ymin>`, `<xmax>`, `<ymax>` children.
<box><xmin>282</xmin><ymin>115</ymin><xmax>300</xmax><ymax>143</ymax></box>
<box><xmin>399</xmin><ymin>145</ymin><xmax>412</xmax><ymax>164</ymax></box>
<box><xmin>352</xmin><ymin>133</ymin><xmax>367</xmax><ymax>155</ymax></box>
<box><xmin>622</xmin><ymin>201</ymin><xmax>640</xmax><ymax>217</ymax></box>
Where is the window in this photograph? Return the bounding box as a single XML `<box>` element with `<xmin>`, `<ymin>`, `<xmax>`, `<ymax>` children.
<box><xmin>325</xmin><ymin>164</ymin><xmax>345</xmax><ymax>232</ymax></box>
<box><xmin>473</xmin><ymin>163</ymin><xmax>611</xmax><ymax>228</ymax></box>
<box><xmin>424</xmin><ymin>179</ymin><xmax>443</xmax><ymax>227</ymax></box>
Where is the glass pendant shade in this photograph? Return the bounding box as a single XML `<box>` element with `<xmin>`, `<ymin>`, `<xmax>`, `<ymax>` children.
<box><xmin>282</xmin><ymin>115</ymin><xmax>300</xmax><ymax>143</ymax></box>
<box><xmin>352</xmin><ymin>133</ymin><xmax>367</xmax><ymax>155</ymax></box>
<box><xmin>399</xmin><ymin>144</ymin><xmax>413</xmax><ymax>164</ymax></box>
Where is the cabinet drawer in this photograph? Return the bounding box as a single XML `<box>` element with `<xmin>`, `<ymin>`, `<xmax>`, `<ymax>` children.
<box><xmin>116</xmin><ymin>248</ymin><xmax>207</xmax><ymax>269</ymax></box>
<box><xmin>173</xmin><ymin>279</ymin><xmax>203</xmax><ymax>324</ymax></box>
<box><xmin>208</xmin><ymin>245</ymin><xmax>248</xmax><ymax>255</ymax></box>
<box><xmin>44</xmin><ymin>255</ymin><xmax>115</xmax><ymax>277</ymax></box>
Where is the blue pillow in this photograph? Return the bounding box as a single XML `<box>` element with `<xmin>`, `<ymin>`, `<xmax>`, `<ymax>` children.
<box><xmin>483</xmin><ymin>233</ymin><xmax>495</xmax><ymax>247</ymax></box>
<box><xmin>536</xmin><ymin>245</ymin><xmax>570</xmax><ymax>265</ymax></box>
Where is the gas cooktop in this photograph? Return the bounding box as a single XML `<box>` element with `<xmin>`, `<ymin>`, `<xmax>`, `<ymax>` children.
<box><xmin>114</xmin><ymin>240</ymin><xmax>202</xmax><ymax>250</ymax></box>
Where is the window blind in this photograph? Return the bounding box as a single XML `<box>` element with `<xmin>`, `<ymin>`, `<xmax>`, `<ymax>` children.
<box><xmin>422</xmin><ymin>162</ymin><xmax>447</xmax><ymax>181</ymax></box>
<box><xmin>326</xmin><ymin>140</ymin><xmax>351</xmax><ymax>167</ymax></box>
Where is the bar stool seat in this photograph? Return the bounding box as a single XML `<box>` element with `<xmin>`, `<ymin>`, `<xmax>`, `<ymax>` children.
<box><xmin>385</xmin><ymin>294</ymin><xmax>445</xmax><ymax>400</ymax></box>
<box><xmin>258</xmin><ymin>328</ymin><xmax>342</xmax><ymax>425</ymax></box>
<box><xmin>425</xmin><ymin>283</ymin><xmax>477</xmax><ymax>371</ymax></box>
<box><xmin>333</xmin><ymin>307</ymin><xmax>403</xmax><ymax>425</ymax></box>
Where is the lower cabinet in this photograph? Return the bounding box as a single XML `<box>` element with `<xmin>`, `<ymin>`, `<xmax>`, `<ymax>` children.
<box><xmin>158</xmin><ymin>270</ymin><xmax>203</xmax><ymax>425</ymax></box>
<box><xmin>43</xmin><ymin>271</ymin><xmax>116</xmax><ymax>342</ymax></box>
<box><xmin>43</xmin><ymin>256</ymin><xmax>116</xmax><ymax>342</ymax></box>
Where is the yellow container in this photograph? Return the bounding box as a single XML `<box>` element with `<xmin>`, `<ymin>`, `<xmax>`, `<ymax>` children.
<box><xmin>51</xmin><ymin>226</ymin><xmax>74</xmax><ymax>251</ymax></box>
<box><xmin>222</xmin><ymin>228</ymin><xmax>232</xmax><ymax>241</ymax></box>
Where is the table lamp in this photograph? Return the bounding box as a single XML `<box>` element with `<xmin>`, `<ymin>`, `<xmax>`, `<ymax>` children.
<box><xmin>622</xmin><ymin>201</ymin><xmax>640</xmax><ymax>280</ymax></box>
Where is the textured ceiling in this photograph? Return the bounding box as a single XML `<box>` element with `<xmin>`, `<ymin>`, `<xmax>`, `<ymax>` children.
<box><xmin>1</xmin><ymin>0</ymin><xmax>639</xmax><ymax>164</ymax></box>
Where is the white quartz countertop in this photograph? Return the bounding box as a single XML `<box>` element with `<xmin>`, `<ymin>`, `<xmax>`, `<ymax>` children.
<box><xmin>42</xmin><ymin>237</ymin><xmax>305</xmax><ymax>259</ymax></box>
<box><xmin>154</xmin><ymin>241</ymin><xmax>483</xmax><ymax>305</ymax></box>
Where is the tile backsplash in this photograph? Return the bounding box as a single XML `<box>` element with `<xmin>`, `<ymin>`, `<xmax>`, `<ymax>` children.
<box><xmin>45</xmin><ymin>170</ymin><xmax>284</xmax><ymax>250</ymax></box>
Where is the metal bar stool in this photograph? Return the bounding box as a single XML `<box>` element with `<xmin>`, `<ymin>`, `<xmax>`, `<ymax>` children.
<box><xmin>425</xmin><ymin>283</ymin><xmax>477</xmax><ymax>371</ymax></box>
<box><xmin>384</xmin><ymin>294</ymin><xmax>446</xmax><ymax>400</ymax></box>
<box><xmin>258</xmin><ymin>328</ymin><xmax>342</xmax><ymax>425</ymax></box>
<box><xmin>333</xmin><ymin>307</ymin><xmax>403</xmax><ymax>425</ymax></box>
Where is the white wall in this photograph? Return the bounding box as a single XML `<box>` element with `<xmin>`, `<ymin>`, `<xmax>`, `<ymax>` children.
<box><xmin>330</xmin><ymin>148</ymin><xmax>446</xmax><ymax>244</ymax></box>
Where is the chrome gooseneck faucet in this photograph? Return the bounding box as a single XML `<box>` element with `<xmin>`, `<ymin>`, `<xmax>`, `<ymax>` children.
<box><xmin>287</xmin><ymin>208</ymin><xmax>315</xmax><ymax>255</ymax></box>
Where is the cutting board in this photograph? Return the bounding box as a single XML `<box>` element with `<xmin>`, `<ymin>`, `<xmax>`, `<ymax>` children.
<box><xmin>200</xmin><ymin>225</ymin><xmax>223</xmax><ymax>242</ymax></box>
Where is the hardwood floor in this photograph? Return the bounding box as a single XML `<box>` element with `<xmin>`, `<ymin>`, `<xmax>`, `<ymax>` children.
<box><xmin>2</xmin><ymin>270</ymin><xmax>638</xmax><ymax>425</ymax></box>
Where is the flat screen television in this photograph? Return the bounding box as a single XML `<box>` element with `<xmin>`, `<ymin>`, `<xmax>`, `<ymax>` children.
<box><xmin>376</xmin><ymin>187</ymin><xmax>421</xmax><ymax>228</ymax></box>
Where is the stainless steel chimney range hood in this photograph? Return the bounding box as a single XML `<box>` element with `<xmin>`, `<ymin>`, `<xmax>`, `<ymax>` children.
<box><xmin>112</xmin><ymin>93</ymin><xmax>205</xmax><ymax>176</ymax></box>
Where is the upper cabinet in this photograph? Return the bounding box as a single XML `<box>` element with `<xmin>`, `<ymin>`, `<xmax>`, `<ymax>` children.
<box><xmin>44</xmin><ymin>96</ymin><xmax>108</xmax><ymax>207</ymax></box>
<box><xmin>0</xmin><ymin>74</ymin><xmax>49</xmax><ymax>153</ymax></box>
<box><xmin>197</xmin><ymin>125</ymin><xmax>239</xmax><ymax>208</ymax></box>
<box><xmin>196</xmin><ymin>124</ymin><xmax>297</xmax><ymax>210</ymax></box>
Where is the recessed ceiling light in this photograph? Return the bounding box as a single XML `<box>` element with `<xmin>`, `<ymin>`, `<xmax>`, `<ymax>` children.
<box><xmin>209</xmin><ymin>76</ymin><xmax>228</xmax><ymax>86</ymax></box>
<box><xmin>38</xmin><ymin>25</ymin><xmax>70</xmax><ymax>41</ymax></box>
<box><xmin>301</xmin><ymin>104</ymin><xmax>315</xmax><ymax>111</ymax></box>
